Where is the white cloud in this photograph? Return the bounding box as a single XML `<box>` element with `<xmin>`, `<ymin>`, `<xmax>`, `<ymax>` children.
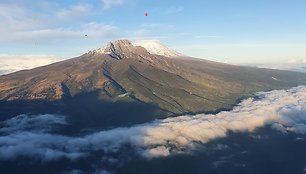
<box><xmin>0</xmin><ymin>2</ymin><xmax>118</xmax><ymax>44</ymax></box>
<box><xmin>143</xmin><ymin>146</ymin><xmax>170</xmax><ymax>159</ymax></box>
<box><xmin>252</xmin><ymin>58</ymin><xmax>306</xmax><ymax>73</ymax></box>
<box><xmin>0</xmin><ymin>114</ymin><xmax>83</xmax><ymax>162</ymax></box>
<box><xmin>0</xmin><ymin>86</ymin><xmax>306</xmax><ymax>162</ymax></box>
<box><xmin>0</xmin><ymin>114</ymin><xmax>66</xmax><ymax>133</ymax></box>
<box><xmin>0</xmin><ymin>22</ymin><xmax>118</xmax><ymax>44</ymax></box>
<box><xmin>14</xmin><ymin>23</ymin><xmax>117</xmax><ymax>43</ymax></box>
<box><xmin>102</xmin><ymin>0</ymin><xmax>124</xmax><ymax>9</ymax></box>
<box><xmin>0</xmin><ymin>3</ymin><xmax>40</xmax><ymax>35</ymax></box>
<box><xmin>55</xmin><ymin>4</ymin><xmax>92</xmax><ymax>22</ymax></box>
<box><xmin>288</xmin><ymin>58</ymin><xmax>297</xmax><ymax>64</ymax></box>
<box><xmin>0</xmin><ymin>54</ymin><xmax>64</xmax><ymax>74</ymax></box>
<box><xmin>0</xmin><ymin>2</ymin><xmax>91</xmax><ymax>31</ymax></box>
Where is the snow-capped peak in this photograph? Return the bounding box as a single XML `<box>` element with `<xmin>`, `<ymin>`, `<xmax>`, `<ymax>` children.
<box><xmin>92</xmin><ymin>46</ymin><xmax>110</xmax><ymax>55</ymax></box>
<box><xmin>87</xmin><ymin>40</ymin><xmax>151</xmax><ymax>60</ymax></box>
<box><xmin>132</xmin><ymin>40</ymin><xmax>184</xmax><ymax>57</ymax></box>
<box><xmin>87</xmin><ymin>39</ymin><xmax>184</xmax><ymax>59</ymax></box>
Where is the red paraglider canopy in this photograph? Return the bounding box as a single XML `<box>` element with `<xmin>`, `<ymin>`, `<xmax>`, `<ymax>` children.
<box><xmin>144</xmin><ymin>12</ymin><xmax>149</xmax><ymax>16</ymax></box>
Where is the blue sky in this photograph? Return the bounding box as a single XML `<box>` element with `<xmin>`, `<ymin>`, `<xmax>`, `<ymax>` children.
<box><xmin>0</xmin><ymin>0</ymin><xmax>306</xmax><ymax>65</ymax></box>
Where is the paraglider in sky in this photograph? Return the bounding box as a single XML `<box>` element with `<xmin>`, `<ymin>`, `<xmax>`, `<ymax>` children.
<box><xmin>144</xmin><ymin>12</ymin><xmax>149</xmax><ymax>16</ymax></box>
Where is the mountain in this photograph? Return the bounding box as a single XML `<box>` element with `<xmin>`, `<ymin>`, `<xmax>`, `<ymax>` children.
<box><xmin>132</xmin><ymin>40</ymin><xmax>184</xmax><ymax>57</ymax></box>
<box><xmin>0</xmin><ymin>39</ymin><xmax>306</xmax><ymax>130</ymax></box>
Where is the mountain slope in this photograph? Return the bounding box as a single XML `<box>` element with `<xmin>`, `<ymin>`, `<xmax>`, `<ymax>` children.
<box><xmin>0</xmin><ymin>40</ymin><xmax>305</xmax><ymax>130</ymax></box>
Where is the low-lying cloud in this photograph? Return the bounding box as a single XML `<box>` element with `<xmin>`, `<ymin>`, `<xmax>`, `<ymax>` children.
<box><xmin>246</xmin><ymin>58</ymin><xmax>306</xmax><ymax>73</ymax></box>
<box><xmin>0</xmin><ymin>54</ymin><xmax>64</xmax><ymax>75</ymax></box>
<box><xmin>0</xmin><ymin>86</ymin><xmax>306</xmax><ymax>162</ymax></box>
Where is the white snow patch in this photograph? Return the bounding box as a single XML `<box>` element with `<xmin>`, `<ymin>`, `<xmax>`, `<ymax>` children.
<box><xmin>132</xmin><ymin>40</ymin><xmax>184</xmax><ymax>57</ymax></box>
<box><xmin>93</xmin><ymin>47</ymin><xmax>110</xmax><ymax>54</ymax></box>
<box><xmin>117</xmin><ymin>93</ymin><xmax>129</xmax><ymax>98</ymax></box>
<box><xmin>272</xmin><ymin>77</ymin><xmax>278</xmax><ymax>81</ymax></box>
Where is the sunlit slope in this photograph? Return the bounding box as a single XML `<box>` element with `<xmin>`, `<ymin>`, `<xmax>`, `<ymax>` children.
<box><xmin>109</xmin><ymin>55</ymin><xmax>306</xmax><ymax>115</ymax></box>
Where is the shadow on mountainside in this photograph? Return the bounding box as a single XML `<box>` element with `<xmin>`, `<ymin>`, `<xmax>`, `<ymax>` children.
<box><xmin>0</xmin><ymin>90</ymin><xmax>168</xmax><ymax>134</ymax></box>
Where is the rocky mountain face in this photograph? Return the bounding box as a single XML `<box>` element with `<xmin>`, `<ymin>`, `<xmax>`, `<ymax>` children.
<box><xmin>0</xmin><ymin>39</ymin><xmax>306</xmax><ymax>130</ymax></box>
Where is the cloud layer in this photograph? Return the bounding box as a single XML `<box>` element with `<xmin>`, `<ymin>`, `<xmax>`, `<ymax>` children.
<box><xmin>254</xmin><ymin>58</ymin><xmax>306</xmax><ymax>73</ymax></box>
<box><xmin>0</xmin><ymin>86</ymin><xmax>306</xmax><ymax>162</ymax></box>
<box><xmin>0</xmin><ymin>54</ymin><xmax>64</xmax><ymax>75</ymax></box>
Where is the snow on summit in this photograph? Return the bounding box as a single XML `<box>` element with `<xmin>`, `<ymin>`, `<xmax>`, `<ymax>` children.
<box><xmin>132</xmin><ymin>40</ymin><xmax>184</xmax><ymax>57</ymax></box>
